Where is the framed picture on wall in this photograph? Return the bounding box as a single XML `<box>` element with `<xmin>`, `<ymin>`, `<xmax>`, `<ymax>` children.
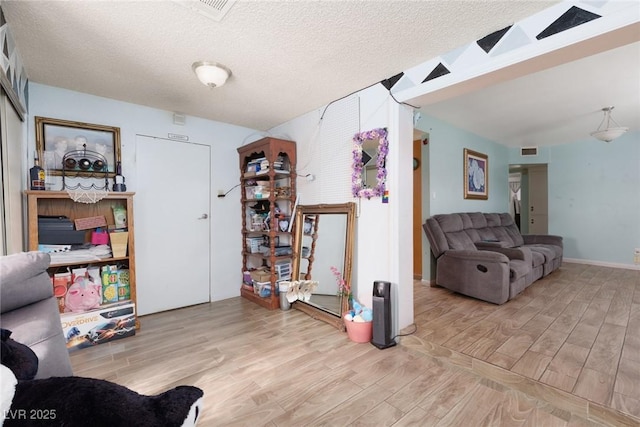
<box><xmin>464</xmin><ymin>148</ymin><xmax>488</xmax><ymax>200</ymax></box>
<box><xmin>35</xmin><ymin>116</ymin><xmax>121</xmax><ymax>177</ymax></box>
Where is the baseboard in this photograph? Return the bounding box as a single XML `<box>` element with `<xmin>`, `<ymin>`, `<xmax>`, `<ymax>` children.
<box><xmin>564</xmin><ymin>258</ymin><xmax>640</xmax><ymax>271</ymax></box>
<box><xmin>416</xmin><ymin>278</ymin><xmax>437</xmax><ymax>287</ymax></box>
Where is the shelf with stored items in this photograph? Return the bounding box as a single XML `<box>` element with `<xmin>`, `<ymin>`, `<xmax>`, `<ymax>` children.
<box><xmin>25</xmin><ymin>190</ymin><xmax>138</xmax><ymax>332</ymax></box>
<box><xmin>238</xmin><ymin>137</ymin><xmax>296</xmax><ymax>310</ymax></box>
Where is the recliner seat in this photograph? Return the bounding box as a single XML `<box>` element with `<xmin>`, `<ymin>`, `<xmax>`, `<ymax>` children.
<box><xmin>423</xmin><ymin>212</ymin><xmax>563</xmax><ymax>304</ymax></box>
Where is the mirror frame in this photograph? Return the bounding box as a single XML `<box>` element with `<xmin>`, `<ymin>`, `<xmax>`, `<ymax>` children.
<box><xmin>291</xmin><ymin>202</ymin><xmax>356</xmax><ymax>330</ymax></box>
<box><xmin>351</xmin><ymin>127</ymin><xmax>388</xmax><ymax>199</ymax></box>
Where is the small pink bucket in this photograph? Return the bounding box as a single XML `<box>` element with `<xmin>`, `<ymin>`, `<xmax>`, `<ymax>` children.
<box><xmin>344</xmin><ymin>315</ymin><xmax>372</xmax><ymax>343</ymax></box>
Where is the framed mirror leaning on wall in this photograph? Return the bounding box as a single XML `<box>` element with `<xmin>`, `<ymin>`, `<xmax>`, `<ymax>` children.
<box><xmin>291</xmin><ymin>202</ymin><xmax>356</xmax><ymax>330</ymax></box>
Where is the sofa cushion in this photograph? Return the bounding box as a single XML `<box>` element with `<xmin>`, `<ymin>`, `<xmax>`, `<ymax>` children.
<box><xmin>445</xmin><ymin>231</ymin><xmax>476</xmax><ymax>250</ymax></box>
<box><xmin>526</xmin><ymin>244</ymin><xmax>561</xmax><ymax>262</ymax></box>
<box><xmin>465</xmin><ymin>212</ymin><xmax>487</xmax><ymax>228</ymax></box>
<box><xmin>494</xmin><ymin>213</ymin><xmax>525</xmax><ymax>247</ymax></box>
<box><xmin>0</xmin><ymin>252</ymin><xmax>52</xmax><ymax>314</ymax></box>
<box><xmin>530</xmin><ymin>251</ymin><xmax>545</xmax><ymax>268</ymax></box>
<box><xmin>0</xmin><ymin>251</ymin><xmax>73</xmax><ymax>379</ymax></box>
<box><xmin>436</xmin><ymin>213</ymin><xmax>464</xmax><ymax>232</ymax></box>
<box><xmin>432</xmin><ymin>214</ymin><xmax>477</xmax><ymax>251</ymax></box>
<box><xmin>509</xmin><ymin>259</ymin><xmax>530</xmax><ymax>280</ymax></box>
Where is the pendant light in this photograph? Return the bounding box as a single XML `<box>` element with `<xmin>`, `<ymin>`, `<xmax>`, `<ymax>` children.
<box><xmin>590</xmin><ymin>106</ymin><xmax>628</xmax><ymax>143</ymax></box>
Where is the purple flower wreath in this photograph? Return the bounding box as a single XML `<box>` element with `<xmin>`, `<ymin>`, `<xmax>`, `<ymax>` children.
<box><xmin>351</xmin><ymin>127</ymin><xmax>388</xmax><ymax>199</ymax></box>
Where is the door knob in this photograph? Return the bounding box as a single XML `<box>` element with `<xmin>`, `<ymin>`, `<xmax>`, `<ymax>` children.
<box><xmin>198</xmin><ymin>213</ymin><xmax>208</xmax><ymax>220</ymax></box>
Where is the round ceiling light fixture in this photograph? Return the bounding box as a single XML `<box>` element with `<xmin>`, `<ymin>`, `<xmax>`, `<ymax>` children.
<box><xmin>192</xmin><ymin>61</ymin><xmax>232</xmax><ymax>88</ymax></box>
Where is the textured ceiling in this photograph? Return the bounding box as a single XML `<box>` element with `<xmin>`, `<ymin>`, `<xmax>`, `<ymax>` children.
<box><xmin>3</xmin><ymin>0</ymin><xmax>559</xmax><ymax>133</ymax></box>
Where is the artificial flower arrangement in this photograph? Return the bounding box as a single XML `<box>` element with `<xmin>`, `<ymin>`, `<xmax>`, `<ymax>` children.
<box><xmin>330</xmin><ymin>265</ymin><xmax>350</xmax><ymax>301</ymax></box>
<box><xmin>351</xmin><ymin>127</ymin><xmax>389</xmax><ymax>199</ymax></box>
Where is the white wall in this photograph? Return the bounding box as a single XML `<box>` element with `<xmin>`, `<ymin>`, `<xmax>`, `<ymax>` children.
<box><xmin>270</xmin><ymin>84</ymin><xmax>415</xmax><ymax>331</ymax></box>
<box><xmin>28</xmin><ymin>83</ymin><xmax>258</xmax><ymax>303</ymax></box>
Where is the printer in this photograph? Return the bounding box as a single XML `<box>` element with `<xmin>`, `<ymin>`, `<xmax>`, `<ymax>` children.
<box><xmin>38</xmin><ymin>215</ymin><xmax>86</xmax><ymax>245</ymax></box>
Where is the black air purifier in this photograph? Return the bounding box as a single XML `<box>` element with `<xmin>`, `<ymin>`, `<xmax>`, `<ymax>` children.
<box><xmin>371</xmin><ymin>281</ymin><xmax>396</xmax><ymax>349</ymax></box>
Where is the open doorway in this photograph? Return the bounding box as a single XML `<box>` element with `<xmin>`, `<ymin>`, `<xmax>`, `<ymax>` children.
<box><xmin>413</xmin><ymin>130</ymin><xmax>429</xmax><ymax>280</ymax></box>
<box><xmin>413</xmin><ymin>137</ymin><xmax>422</xmax><ymax>279</ymax></box>
<box><xmin>508</xmin><ymin>164</ymin><xmax>548</xmax><ymax>234</ymax></box>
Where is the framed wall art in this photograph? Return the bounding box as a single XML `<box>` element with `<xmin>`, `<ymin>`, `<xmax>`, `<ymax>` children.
<box><xmin>464</xmin><ymin>148</ymin><xmax>488</xmax><ymax>200</ymax></box>
<box><xmin>35</xmin><ymin>116</ymin><xmax>121</xmax><ymax>177</ymax></box>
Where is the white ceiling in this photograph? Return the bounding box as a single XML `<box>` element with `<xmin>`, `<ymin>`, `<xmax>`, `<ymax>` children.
<box><xmin>417</xmin><ymin>40</ymin><xmax>640</xmax><ymax>147</ymax></box>
<box><xmin>3</xmin><ymin>1</ymin><xmax>639</xmax><ymax>147</ymax></box>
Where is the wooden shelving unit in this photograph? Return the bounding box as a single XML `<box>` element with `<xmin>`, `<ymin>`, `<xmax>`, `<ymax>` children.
<box><xmin>238</xmin><ymin>138</ymin><xmax>296</xmax><ymax>310</ymax></box>
<box><xmin>25</xmin><ymin>190</ymin><xmax>138</xmax><ymax>326</ymax></box>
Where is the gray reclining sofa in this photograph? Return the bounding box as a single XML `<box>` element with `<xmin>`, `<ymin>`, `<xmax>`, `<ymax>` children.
<box><xmin>423</xmin><ymin>212</ymin><xmax>563</xmax><ymax>304</ymax></box>
<box><xmin>0</xmin><ymin>251</ymin><xmax>73</xmax><ymax>378</ymax></box>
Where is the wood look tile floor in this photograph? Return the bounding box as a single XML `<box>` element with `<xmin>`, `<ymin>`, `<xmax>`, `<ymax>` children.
<box><xmin>70</xmin><ymin>262</ymin><xmax>640</xmax><ymax>426</ymax></box>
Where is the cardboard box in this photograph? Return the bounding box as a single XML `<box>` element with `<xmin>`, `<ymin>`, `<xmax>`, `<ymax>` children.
<box><xmin>60</xmin><ymin>302</ymin><xmax>136</xmax><ymax>352</ymax></box>
<box><xmin>250</xmin><ymin>268</ymin><xmax>271</xmax><ymax>282</ymax></box>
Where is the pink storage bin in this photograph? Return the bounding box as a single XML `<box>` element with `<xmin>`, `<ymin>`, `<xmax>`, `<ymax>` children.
<box><xmin>91</xmin><ymin>230</ymin><xmax>109</xmax><ymax>245</ymax></box>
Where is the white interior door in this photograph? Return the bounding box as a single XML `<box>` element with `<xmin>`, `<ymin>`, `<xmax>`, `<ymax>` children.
<box><xmin>135</xmin><ymin>135</ymin><xmax>211</xmax><ymax>315</ymax></box>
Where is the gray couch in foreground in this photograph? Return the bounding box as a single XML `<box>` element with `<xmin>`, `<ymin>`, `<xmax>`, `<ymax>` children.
<box><xmin>0</xmin><ymin>251</ymin><xmax>73</xmax><ymax>378</ymax></box>
<box><xmin>423</xmin><ymin>212</ymin><xmax>563</xmax><ymax>304</ymax></box>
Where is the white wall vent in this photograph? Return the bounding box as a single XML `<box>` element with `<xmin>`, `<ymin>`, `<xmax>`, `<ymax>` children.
<box><xmin>173</xmin><ymin>0</ymin><xmax>237</xmax><ymax>22</ymax></box>
<box><xmin>521</xmin><ymin>146</ymin><xmax>538</xmax><ymax>156</ymax></box>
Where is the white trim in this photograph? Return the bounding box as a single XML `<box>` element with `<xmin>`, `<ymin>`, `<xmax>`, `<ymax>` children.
<box><xmin>563</xmin><ymin>258</ymin><xmax>640</xmax><ymax>271</ymax></box>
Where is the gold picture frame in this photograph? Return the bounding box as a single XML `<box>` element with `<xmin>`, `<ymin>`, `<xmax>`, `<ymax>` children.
<box><xmin>35</xmin><ymin>116</ymin><xmax>121</xmax><ymax>177</ymax></box>
<box><xmin>464</xmin><ymin>148</ymin><xmax>488</xmax><ymax>200</ymax></box>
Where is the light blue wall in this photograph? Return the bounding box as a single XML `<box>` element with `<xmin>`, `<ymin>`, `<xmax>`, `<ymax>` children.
<box><xmin>544</xmin><ymin>132</ymin><xmax>638</xmax><ymax>265</ymax></box>
<box><xmin>28</xmin><ymin>83</ymin><xmax>258</xmax><ymax>302</ymax></box>
<box><xmin>416</xmin><ymin>115</ymin><xmax>510</xmax><ymax>215</ymax></box>
<box><xmin>417</xmin><ymin>112</ymin><xmax>639</xmax><ymax>268</ymax></box>
<box><xmin>415</xmin><ymin>114</ymin><xmax>510</xmax><ymax>282</ymax></box>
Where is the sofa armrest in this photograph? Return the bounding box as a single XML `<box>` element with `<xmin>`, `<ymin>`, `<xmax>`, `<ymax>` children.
<box><xmin>523</xmin><ymin>234</ymin><xmax>563</xmax><ymax>248</ymax></box>
<box><xmin>475</xmin><ymin>241</ymin><xmax>511</xmax><ymax>250</ymax></box>
<box><xmin>436</xmin><ymin>250</ymin><xmax>510</xmax><ymax>304</ymax></box>
<box><xmin>480</xmin><ymin>246</ymin><xmax>532</xmax><ymax>265</ymax></box>
<box><xmin>0</xmin><ymin>252</ymin><xmax>52</xmax><ymax>313</ymax></box>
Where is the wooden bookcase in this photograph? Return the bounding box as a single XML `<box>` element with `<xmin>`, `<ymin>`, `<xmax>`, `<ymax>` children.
<box><xmin>25</xmin><ymin>190</ymin><xmax>138</xmax><ymax>326</ymax></box>
<box><xmin>237</xmin><ymin>138</ymin><xmax>296</xmax><ymax>309</ymax></box>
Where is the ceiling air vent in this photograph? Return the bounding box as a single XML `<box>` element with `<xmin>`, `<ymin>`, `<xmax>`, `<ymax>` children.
<box><xmin>521</xmin><ymin>147</ymin><xmax>538</xmax><ymax>156</ymax></box>
<box><xmin>173</xmin><ymin>0</ymin><xmax>236</xmax><ymax>22</ymax></box>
